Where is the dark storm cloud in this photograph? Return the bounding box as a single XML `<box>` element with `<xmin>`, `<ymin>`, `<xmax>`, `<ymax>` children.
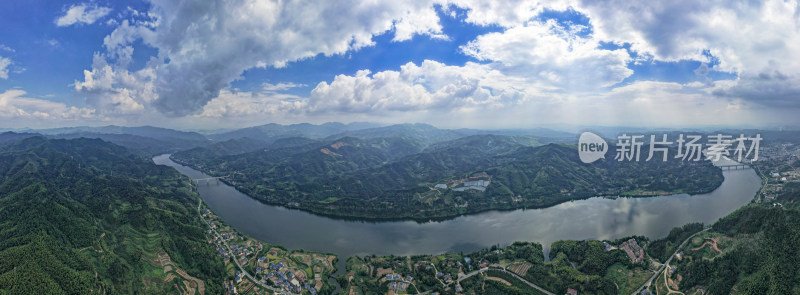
<box><xmin>713</xmin><ymin>71</ymin><xmax>800</xmax><ymax>108</ymax></box>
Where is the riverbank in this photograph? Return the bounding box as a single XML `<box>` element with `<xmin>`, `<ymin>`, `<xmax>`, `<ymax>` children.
<box><xmin>154</xmin><ymin>154</ymin><xmax>761</xmax><ymax>280</ymax></box>
<box><xmin>170</xmin><ymin>155</ymin><xmax>724</xmax><ymax>222</ymax></box>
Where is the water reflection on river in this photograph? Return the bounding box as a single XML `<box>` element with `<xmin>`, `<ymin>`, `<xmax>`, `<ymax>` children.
<box><xmin>154</xmin><ymin>155</ymin><xmax>760</xmax><ymax>270</ymax></box>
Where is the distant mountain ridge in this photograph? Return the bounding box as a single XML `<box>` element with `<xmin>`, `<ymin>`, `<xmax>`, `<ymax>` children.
<box><xmin>323</xmin><ymin>123</ymin><xmax>465</xmax><ymax>146</ymax></box>
<box><xmin>0</xmin><ymin>131</ymin><xmax>39</xmax><ymax>145</ymax></box>
<box><xmin>35</xmin><ymin>125</ymin><xmax>208</xmax><ymax>142</ymax></box>
<box><xmin>10</xmin><ymin>123</ymin><xmax>578</xmax><ymax>157</ymax></box>
<box><xmin>208</xmin><ymin>122</ymin><xmax>382</xmax><ymax>142</ymax></box>
<box><xmin>24</xmin><ymin>125</ymin><xmax>211</xmax><ymax>155</ymax></box>
<box><xmin>172</xmin><ymin>131</ymin><xmax>723</xmax><ymax>220</ymax></box>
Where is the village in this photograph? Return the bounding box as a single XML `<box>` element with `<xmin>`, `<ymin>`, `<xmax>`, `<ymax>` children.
<box><xmin>199</xmin><ymin>204</ymin><xmax>337</xmax><ymax>295</ymax></box>
<box><xmin>193</xmin><ymin>141</ymin><xmax>800</xmax><ymax>295</ymax></box>
<box><xmin>760</xmin><ymin>168</ymin><xmax>799</xmax><ymax>204</ymax></box>
<box><xmin>341</xmin><ymin>252</ymin><xmax>494</xmax><ymax>295</ymax></box>
<box><xmin>752</xmin><ymin>141</ymin><xmax>800</xmax><ymax>204</ymax></box>
<box><xmin>340</xmin><ymin>242</ymin><xmax>588</xmax><ymax>295</ymax></box>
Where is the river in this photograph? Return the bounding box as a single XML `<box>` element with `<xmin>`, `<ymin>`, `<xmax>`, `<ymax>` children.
<box><xmin>153</xmin><ymin>154</ymin><xmax>761</xmax><ymax>272</ymax></box>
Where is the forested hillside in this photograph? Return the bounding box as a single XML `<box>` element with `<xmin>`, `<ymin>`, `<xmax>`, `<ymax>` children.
<box><xmin>173</xmin><ymin>133</ymin><xmax>723</xmax><ymax>220</ymax></box>
<box><xmin>0</xmin><ymin>137</ymin><xmax>224</xmax><ymax>294</ymax></box>
<box><xmin>669</xmin><ymin>204</ymin><xmax>800</xmax><ymax>294</ymax></box>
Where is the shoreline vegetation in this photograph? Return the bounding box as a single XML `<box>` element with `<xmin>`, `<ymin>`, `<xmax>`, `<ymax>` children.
<box><xmin>170</xmin><ymin>140</ymin><xmax>724</xmax><ymax>221</ymax></box>
<box><xmin>0</xmin><ymin>136</ymin><xmax>340</xmax><ymax>294</ymax></box>
<box><xmin>179</xmin><ymin>168</ymin><xmax>722</xmax><ymax>224</ymax></box>
<box><xmin>5</xmin><ymin>129</ymin><xmax>797</xmax><ymax>294</ymax></box>
<box><xmin>328</xmin><ymin>201</ymin><xmax>800</xmax><ymax>295</ymax></box>
<box><xmin>196</xmin><ymin>198</ymin><xmax>340</xmax><ymax>294</ymax></box>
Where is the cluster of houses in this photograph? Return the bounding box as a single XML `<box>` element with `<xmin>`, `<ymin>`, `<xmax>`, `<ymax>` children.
<box><xmin>432</xmin><ymin>257</ymin><xmax>483</xmax><ymax>286</ymax></box>
<box><xmin>208</xmin><ymin>227</ymin><xmax>240</xmax><ymax>260</ymax></box>
<box><xmin>384</xmin><ymin>274</ymin><xmax>414</xmax><ymax>282</ymax></box>
<box><xmin>230</xmin><ymin>243</ymin><xmax>254</xmax><ymax>261</ymax></box>
<box><xmin>203</xmin><ymin>208</ymin><xmax>326</xmax><ymax>295</ymax></box>
<box><xmin>215</xmin><ymin>244</ymin><xmax>230</xmax><ymax>261</ymax></box>
<box><xmin>253</xmin><ymin>260</ymin><xmax>318</xmax><ymax>295</ymax></box>
<box><xmin>384</xmin><ymin>273</ymin><xmax>413</xmax><ymax>292</ymax></box>
<box><xmin>441</xmin><ymin>259</ymin><xmax>464</xmax><ymax>268</ymax></box>
<box><xmin>763</xmin><ymin>167</ymin><xmax>800</xmax><ymax>203</ymax></box>
<box><xmin>210</xmin><ymin>235</ymin><xmax>257</xmax><ymax>264</ymax></box>
<box><xmin>620</xmin><ymin>238</ymin><xmax>645</xmax><ymax>263</ymax></box>
<box><xmin>435</xmin><ymin>272</ymin><xmax>454</xmax><ymax>284</ymax></box>
<box><xmin>224</xmin><ymin>280</ymin><xmax>237</xmax><ymax>294</ymax></box>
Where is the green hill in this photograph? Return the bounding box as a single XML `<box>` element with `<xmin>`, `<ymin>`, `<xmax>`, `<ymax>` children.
<box><xmin>173</xmin><ymin>134</ymin><xmax>723</xmax><ymax>220</ymax></box>
<box><xmin>0</xmin><ymin>137</ymin><xmax>224</xmax><ymax>294</ymax></box>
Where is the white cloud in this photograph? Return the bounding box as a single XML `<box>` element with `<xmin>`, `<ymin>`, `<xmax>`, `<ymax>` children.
<box><xmin>0</xmin><ymin>89</ymin><xmax>96</xmax><ymax>120</ymax></box>
<box><xmin>78</xmin><ymin>0</ymin><xmax>632</xmax><ymax>119</ymax></box>
<box><xmin>73</xmin><ymin>52</ymin><xmax>154</xmax><ymax>115</ymax></box>
<box><xmin>308</xmin><ymin>60</ymin><xmax>531</xmax><ymax>113</ymax></box>
<box><xmin>0</xmin><ymin>44</ymin><xmax>13</xmax><ymax>52</ymax></box>
<box><xmin>165</xmin><ymin>79</ymin><xmax>782</xmax><ymax>129</ymax></box>
<box><xmin>568</xmin><ymin>0</ymin><xmax>800</xmax><ymax>108</ymax></box>
<box><xmin>197</xmin><ymin>89</ymin><xmax>305</xmax><ymax>118</ymax></box>
<box><xmin>47</xmin><ymin>39</ymin><xmax>61</xmax><ymax>48</ymax></box>
<box><xmin>65</xmin><ymin>0</ymin><xmax>800</xmax><ymax>128</ymax></box>
<box><xmin>0</xmin><ymin>56</ymin><xmax>10</xmax><ymax>79</ymax></box>
<box><xmin>393</xmin><ymin>7</ymin><xmax>448</xmax><ymax>41</ymax></box>
<box><xmin>447</xmin><ymin>0</ymin><xmax>575</xmax><ymax>28</ymax></box>
<box><xmin>574</xmin><ymin>1</ymin><xmax>797</xmax><ymax>70</ymax></box>
<box><xmin>300</xmin><ymin>66</ymin><xmax>765</xmax><ymax>128</ymax></box>
<box><xmin>79</xmin><ymin>0</ymin><xmax>449</xmax><ymax>117</ymax></box>
<box><xmin>573</xmin><ymin>80</ymin><xmax>778</xmax><ymax>127</ymax></box>
<box><xmin>442</xmin><ymin>0</ymin><xmax>800</xmax><ymax>111</ymax></box>
<box><xmin>461</xmin><ymin>20</ymin><xmax>632</xmax><ymax>90</ymax></box>
<box><xmin>55</xmin><ymin>3</ymin><xmax>113</xmax><ymax>27</ymax></box>
<box><xmin>262</xmin><ymin>82</ymin><xmax>307</xmax><ymax>92</ymax></box>
<box><xmin>187</xmin><ymin>59</ymin><xmax>537</xmax><ymax>123</ymax></box>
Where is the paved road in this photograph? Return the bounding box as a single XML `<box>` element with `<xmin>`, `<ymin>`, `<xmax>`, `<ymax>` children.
<box><xmin>197</xmin><ymin>198</ymin><xmax>296</xmax><ymax>295</ymax></box>
<box><xmin>632</xmin><ymin>228</ymin><xmax>710</xmax><ymax>295</ymax></box>
<box><xmin>429</xmin><ymin>263</ymin><xmax>447</xmax><ymax>287</ymax></box>
<box><xmin>457</xmin><ymin>267</ymin><xmax>555</xmax><ymax>295</ymax></box>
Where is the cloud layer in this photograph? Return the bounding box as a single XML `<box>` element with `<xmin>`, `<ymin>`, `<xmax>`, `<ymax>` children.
<box><xmin>0</xmin><ymin>56</ymin><xmax>10</xmax><ymax>79</ymax></box>
<box><xmin>461</xmin><ymin>19</ymin><xmax>632</xmax><ymax>90</ymax></box>
<box><xmin>0</xmin><ymin>89</ymin><xmax>95</xmax><ymax>123</ymax></box>
<box><xmin>309</xmin><ymin>60</ymin><xmax>530</xmax><ymax>113</ymax></box>
<box><xmin>54</xmin><ymin>0</ymin><xmax>800</xmax><ymax>128</ymax></box>
<box><xmin>55</xmin><ymin>3</ymin><xmax>112</xmax><ymax>26</ymax></box>
<box><xmin>82</xmin><ymin>0</ymin><xmax>449</xmax><ymax>116</ymax></box>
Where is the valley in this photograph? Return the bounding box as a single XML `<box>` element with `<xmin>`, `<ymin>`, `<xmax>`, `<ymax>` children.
<box><xmin>170</xmin><ymin>124</ymin><xmax>724</xmax><ymax>220</ymax></box>
<box><xmin>2</xmin><ymin>124</ymin><xmax>799</xmax><ymax>294</ymax></box>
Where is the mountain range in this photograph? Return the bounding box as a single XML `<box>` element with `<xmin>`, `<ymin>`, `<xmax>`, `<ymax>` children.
<box><xmin>171</xmin><ymin>129</ymin><xmax>723</xmax><ymax>220</ymax></box>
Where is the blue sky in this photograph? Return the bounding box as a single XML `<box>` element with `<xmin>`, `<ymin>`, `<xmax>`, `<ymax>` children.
<box><xmin>230</xmin><ymin>6</ymin><xmax>506</xmax><ymax>96</ymax></box>
<box><xmin>1</xmin><ymin>1</ymin><xmax>141</xmax><ymax>101</ymax></box>
<box><xmin>1</xmin><ymin>0</ymin><xmax>798</xmax><ymax>129</ymax></box>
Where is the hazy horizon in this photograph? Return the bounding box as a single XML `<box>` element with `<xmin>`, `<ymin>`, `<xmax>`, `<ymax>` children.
<box><xmin>3</xmin><ymin>121</ymin><xmax>798</xmax><ymax>136</ymax></box>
